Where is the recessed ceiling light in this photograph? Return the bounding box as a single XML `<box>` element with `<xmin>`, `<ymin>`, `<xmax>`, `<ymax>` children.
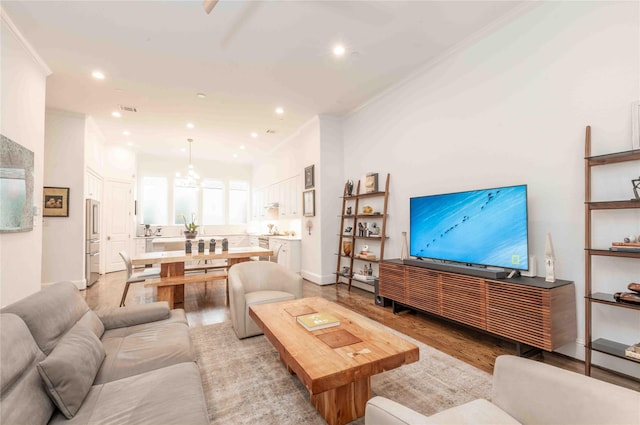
<box><xmin>180</xmin><ymin>148</ymin><xmax>186</xmax><ymax>152</ymax></box>
<box><xmin>111</xmin><ymin>111</ymin><xmax>121</xmax><ymax>118</ymax></box>
<box><xmin>250</xmin><ymin>132</ymin><xmax>258</xmax><ymax>138</ymax></box>
<box><xmin>122</xmin><ymin>130</ymin><xmax>130</xmax><ymax>136</ymax></box>
<box><xmin>232</xmin><ymin>153</ymin><xmax>238</xmax><ymax>158</ymax></box>
<box><xmin>186</xmin><ymin>123</ymin><xmax>195</xmax><ymax>129</ymax></box>
<box><xmin>92</xmin><ymin>70</ymin><xmax>105</xmax><ymax>80</ymax></box>
<box><xmin>275</xmin><ymin>107</ymin><xmax>284</xmax><ymax>115</ymax></box>
<box><xmin>126</xmin><ymin>142</ymin><xmax>133</xmax><ymax>146</ymax></box>
<box><xmin>196</xmin><ymin>93</ymin><xmax>206</xmax><ymax>98</ymax></box>
<box><xmin>333</xmin><ymin>44</ymin><xmax>346</xmax><ymax>57</ymax></box>
<box><xmin>240</xmin><ymin>145</ymin><xmax>246</xmax><ymax>150</ymax></box>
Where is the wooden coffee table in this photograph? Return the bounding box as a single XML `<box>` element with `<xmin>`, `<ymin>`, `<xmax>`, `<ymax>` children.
<box><xmin>249</xmin><ymin>297</ymin><xmax>419</xmax><ymax>425</ymax></box>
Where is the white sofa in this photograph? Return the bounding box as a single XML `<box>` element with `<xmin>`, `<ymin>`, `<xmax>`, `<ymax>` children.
<box><xmin>365</xmin><ymin>355</ymin><xmax>640</xmax><ymax>425</ymax></box>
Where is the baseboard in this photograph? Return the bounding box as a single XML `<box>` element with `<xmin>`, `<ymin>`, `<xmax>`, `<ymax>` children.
<box><xmin>42</xmin><ymin>279</ymin><xmax>86</xmax><ymax>290</ymax></box>
<box><xmin>300</xmin><ymin>270</ymin><xmax>331</xmax><ymax>285</ymax></box>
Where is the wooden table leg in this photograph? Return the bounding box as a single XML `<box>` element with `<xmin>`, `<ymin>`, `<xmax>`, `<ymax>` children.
<box><xmin>159</xmin><ymin>262</ymin><xmax>185</xmax><ymax>308</ymax></box>
<box><xmin>156</xmin><ymin>286</ymin><xmax>175</xmax><ymax>309</ymax></box>
<box><xmin>310</xmin><ymin>377</ymin><xmax>370</xmax><ymax>425</ymax></box>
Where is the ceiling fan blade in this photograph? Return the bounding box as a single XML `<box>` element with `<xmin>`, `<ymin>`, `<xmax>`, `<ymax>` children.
<box><xmin>203</xmin><ymin>0</ymin><xmax>219</xmax><ymax>15</ymax></box>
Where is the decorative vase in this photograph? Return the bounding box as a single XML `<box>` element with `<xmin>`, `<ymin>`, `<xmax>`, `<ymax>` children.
<box><xmin>400</xmin><ymin>231</ymin><xmax>409</xmax><ymax>260</ymax></box>
<box><xmin>184</xmin><ymin>230</ymin><xmax>197</xmax><ymax>239</ymax></box>
<box><xmin>343</xmin><ymin>241</ymin><xmax>352</xmax><ymax>256</ymax></box>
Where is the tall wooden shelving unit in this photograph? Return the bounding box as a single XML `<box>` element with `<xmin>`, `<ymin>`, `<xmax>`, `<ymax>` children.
<box><xmin>336</xmin><ymin>173</ymin><xmax>390</xmax><ymax>291</ymax></box>
<box><xmin>584</xmin><ymin>125</ymin><xmax>640</xmax><ymax>376</ymax></box>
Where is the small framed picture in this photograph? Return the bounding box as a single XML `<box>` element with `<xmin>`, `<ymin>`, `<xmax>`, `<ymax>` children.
<box><xmin>43</xmin><ymin>187</ymin><xmax>69</xmax><ymax>217</ymax></box>
<box><xmin>303</xmin><ymin>189</ymin><xmax>315</xmax><ymax>217</ymax></box>
<box><xmin>364</xmin><ymin>172</ymin><xmax>378</xmax><ymax>193</ymax></box>
<box><xmin>304</xmin><ymin>164</ymin><xmax>315</xmax><ymax>189</ymax></box>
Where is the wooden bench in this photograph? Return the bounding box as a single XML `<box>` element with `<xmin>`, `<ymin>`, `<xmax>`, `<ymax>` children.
<box><xmin>184</xmin><ymin>264</ymin><xmax>228</xmax><ymax>273</ymax></box>
<box><xmin>144</xmin><ymin>271</ymin><xmax>227</xmax><ymax>308</ymax></box>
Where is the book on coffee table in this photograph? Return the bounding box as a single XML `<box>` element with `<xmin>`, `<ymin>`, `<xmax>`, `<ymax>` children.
<box><xmin>297</xmin><ymin>312</ymin><xmax>340</xmax><ymax>331</ymax></box>
<box><xmin>625</xmin><ymin>343</ymin><xmax>640</xmax><ymax>360</ymax></box>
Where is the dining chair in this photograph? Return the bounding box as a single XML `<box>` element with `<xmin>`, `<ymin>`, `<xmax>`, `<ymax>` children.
<box><xmin>118</xmin><ymin>251</ymin><xmax>161</xmax><ymax>307</ymax></box>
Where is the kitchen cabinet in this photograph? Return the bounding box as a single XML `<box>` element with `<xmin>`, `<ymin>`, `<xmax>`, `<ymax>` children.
<box><xmin>85</xmin><ymin>169</ymin><xmax>103</xmax><ymax>201</ymax></box>
<box><xmin>134</xmin><ymin>238</ymin><xmax>146</xmax><ymax>257</ymax></box>
<box><xmin>252</xmin><ymin>189</ymin><xmax>265</xmax><ymax>220</ymax></box>
<box><xmin>279</xmin><ymin>175</ymin><xmax>301</xmax><ymax>218</ymax></box>
<box><xmin>253</xmin><ymin>175</ymin><xmax>301</xmax><ymax>220</ymax></box>
<box><xmin>269</xmin><ymin>237</ymin><xmax>301</xmax><ymax>273</ymax></box>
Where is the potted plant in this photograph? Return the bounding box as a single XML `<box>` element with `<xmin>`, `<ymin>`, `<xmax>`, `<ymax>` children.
<box><xmin>179</xmin><ymin>213</ymin><xmax>199</xmax><ymax>239</ymax></box>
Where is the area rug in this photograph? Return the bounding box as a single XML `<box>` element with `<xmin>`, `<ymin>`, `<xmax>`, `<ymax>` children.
<box><xmin>190</xmin><ymin>320</ymin><xmax>491</xmax><ymax>425</ymax></box>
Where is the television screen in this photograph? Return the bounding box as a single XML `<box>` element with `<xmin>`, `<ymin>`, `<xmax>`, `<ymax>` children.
<box><xmin>410</xmin><ymin>185</ymin><xmax>529</xmax><ymax>271</ymax></box>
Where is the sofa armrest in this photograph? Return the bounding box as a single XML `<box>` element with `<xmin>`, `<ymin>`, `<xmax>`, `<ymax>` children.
<box><xmin>96</xmin><ymin>302</ymin><xmax>171</xmax><ymax>330</ymax></box>
<box><xmin>365</xmin><ymin>396</ymin><xmax>434</xmax><ymax>425</ymax></box>
<box><xmin>492</xmin><ymin>355</ymin><xmax>640</xmax><ymax>425</ymax></box>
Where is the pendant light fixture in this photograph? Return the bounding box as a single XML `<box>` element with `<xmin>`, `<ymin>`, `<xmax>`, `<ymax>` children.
<box><xmin>176</xmin><ymin>138</ymin><xmax>200</xmax><ymax>187</ymax></box>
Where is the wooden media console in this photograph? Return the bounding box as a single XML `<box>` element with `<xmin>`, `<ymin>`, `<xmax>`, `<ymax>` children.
<box><xmin>379</xmin><ymin>259</ymin><xmax>577</xmax><ymax>352</ymax></box>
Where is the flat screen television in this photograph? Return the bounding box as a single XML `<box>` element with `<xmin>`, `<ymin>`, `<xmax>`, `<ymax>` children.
<box><xmin>409</xmin><ymin>184</ymin><xmax>529</xmax><ymax>271</ymax></box>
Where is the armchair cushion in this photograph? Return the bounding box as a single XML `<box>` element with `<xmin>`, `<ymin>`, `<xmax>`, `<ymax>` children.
<box><xmin>37</xmin><ymin>324</ymin><xmax>105</xmax><ymax>419</ymax></box>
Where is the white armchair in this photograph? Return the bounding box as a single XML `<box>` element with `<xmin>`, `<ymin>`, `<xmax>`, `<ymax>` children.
<box><xmin>229</xmin><ymin>261</ymin><xmax>303</xmax><ymax>339</ymax></box>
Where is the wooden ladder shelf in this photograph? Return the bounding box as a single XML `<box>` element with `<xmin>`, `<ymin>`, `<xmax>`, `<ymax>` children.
<box><xmin>335</xmin><ymin>173</ymin><xmax>390</xmax><ymax>291</ymax></box>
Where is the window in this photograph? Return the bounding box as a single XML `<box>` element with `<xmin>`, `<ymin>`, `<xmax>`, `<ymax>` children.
<box><xmin>202</xmin><ymin>179</ymin><xmax>224</xmax><ymax>225</ymax></box>
<box><xmin>141</xmin><ymin>177</ymin><xmax>167</xmax><ymax>224</ymax></box>
<box><xmin>139</xmin><ymin>173</ymin><xmax>249</xmax><ymax>226</ymax></box>
<box><xmin>174</xmin><ymin>178</ymin><xmax>199</xmax><ymax>224</ymax></box>
<box><xmin>228</xmin><ymin>180</ymin><xmax>249</xmax><ymax>224</ymax></box>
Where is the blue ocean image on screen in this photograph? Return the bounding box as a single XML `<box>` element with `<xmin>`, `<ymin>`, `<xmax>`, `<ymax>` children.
<box><xmin>410</xmin><ymin>185</ymin><xmax>529</xmax><ymax>270</ymax></box>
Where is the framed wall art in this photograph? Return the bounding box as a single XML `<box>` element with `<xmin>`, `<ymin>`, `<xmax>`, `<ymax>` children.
<box><xmin>43</xmin><ymin>187</ymin><xmax>70</xmax><ymax>217</ymax></box>
<box><xmin>0</xmin><ymin>135</ymin><xmax>34</xmax><ymax>233</ymax></box>
<box><xmin>304</xmin><ymin>164</ymin><xmax>315</xmax><ymax>189</ymax></box>
<box><xmin>364</xmin><ymin>172</ymin><xmax>378</xmax><ymax>194</ymax></box>
<box><xmin>303</xmin><ymin>189</ymin><xmax>315</xmax><ymax>217</ymax></box>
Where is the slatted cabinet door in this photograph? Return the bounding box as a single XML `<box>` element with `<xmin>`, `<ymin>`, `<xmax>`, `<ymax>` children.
<box><xmin>486</xmin><ymin>281</ymin><xmax>550</xmax><ymax>350</ymax></box>
<box><xmin>379</xmin><ymin>262</ymin><xmax>406</xmax><ymax>304</ymax></box>
<box><xmin>440</xmin><ymin>273</ymin><xmax>486</xmax><ymax>329</ymax></box>
<box><xmin>406</xmin><ymin>267</ymin><xmax>440</xmax><ymax>315</ymax></box>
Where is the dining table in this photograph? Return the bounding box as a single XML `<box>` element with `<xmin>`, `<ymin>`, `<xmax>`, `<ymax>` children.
<box><xmin>131</xmin><ymin>246</ymin><xmax>273</xmax><ymax>307</ymax></box>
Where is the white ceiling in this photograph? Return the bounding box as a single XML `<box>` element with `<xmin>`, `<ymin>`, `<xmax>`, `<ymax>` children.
<box><xmin>2</xmin><ymin>1</ymin><xmax>525</xmax><ymax>164</ymax></box>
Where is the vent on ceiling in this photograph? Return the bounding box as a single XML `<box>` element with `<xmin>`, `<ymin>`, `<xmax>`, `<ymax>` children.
<box><xmin>119</xmin><ymin>105</ymin><xmax>138</xmax><ymax>113</ymax></box>
<box><xmin>266</xmin><ymin>129</ymin><xmax>276</xmax><ymax>134</ymax></box>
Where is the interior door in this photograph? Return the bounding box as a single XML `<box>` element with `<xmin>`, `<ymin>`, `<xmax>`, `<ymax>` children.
<box><xmin>105</xmin><ymin>180</ymin><xmax>133</xmax><ymax>273</ymax></box>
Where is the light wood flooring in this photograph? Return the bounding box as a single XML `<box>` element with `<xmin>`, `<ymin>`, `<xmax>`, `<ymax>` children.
<box><xmin>86</xmin><ymin>270</ymin><xmax>639</xmax><ymax>391</ymax></box>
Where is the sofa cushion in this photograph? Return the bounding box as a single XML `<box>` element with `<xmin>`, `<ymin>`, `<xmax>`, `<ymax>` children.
<box><xmin>1</xmin><ymin>282</ymin><xmax>103</xmax><ymax>355</ymax></box>
<box><xmin>94</xmin><ymin>310</ymin><xmax>193</xmax><ymax>384</ymax></box>
<box><xmin>37</xmin><ymin>324</ymin><xmax>106</xmax><ymax>419</ymax></box>
<box><xmin>48</xmin><ymin>363</ymin><xmax>209</xmax><ymax>425</ymax></box>
<box><xmin>0</xmin><ymin>314</ymin><xmax>55</xmax><ymax>425</ymax></box>
<box><xmin>427</xmin><ymin>399</ymin><xmax>520</xmax><ymax>425</ymax></box>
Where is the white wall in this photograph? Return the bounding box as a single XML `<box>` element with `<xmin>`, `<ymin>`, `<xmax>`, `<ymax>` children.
<box><xmin>0</xmin><ymin>10</ymin><xmax>50</xmax><ymax>307</ymax></box>
<box><xmin>42</xmin><ymin>109</ymin><xmax>86</xmax><ymax>287</ymax></box>
<box><xmin>342</xmin><ymin>1</ymin><xmax>639</xmax><ymax>376</ymax></box>
<box><xmin>252</xmin><ymin>116</ymin><xmax>348</xmax><ymax>284</ymax></box>
<box><xmin>318</xmin><ymin>116</ymin><xmax>344</xmax><ymax>283</ymax></box>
